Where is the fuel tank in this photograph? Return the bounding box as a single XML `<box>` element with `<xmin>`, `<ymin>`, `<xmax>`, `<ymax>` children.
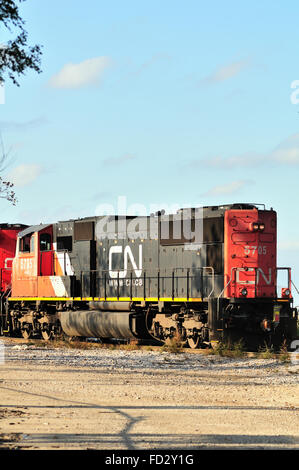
<box><xmin>89</xmin><ymin>301</ymin><xmax>132</xmax><ymax>311</ymax></box>
<box><xmin>59</xmin><ymin>310</ymin><xmax>137</xmax><ymax>339</ymax></box>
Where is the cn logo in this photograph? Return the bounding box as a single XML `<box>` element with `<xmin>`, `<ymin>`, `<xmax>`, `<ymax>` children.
<box><xmin>257</xmin><ymin>268</ymin><xmax>272</xmax><ymax>285</ymax></box>
<box><xmin>109</xmin><ymin>245</ymin><xmax>142</xmax><ymax>279</ymax></box>
<box><xmin>235</xmin><ymin>268</ymin><xmax>272</xmax><ymax>285</ymax></box>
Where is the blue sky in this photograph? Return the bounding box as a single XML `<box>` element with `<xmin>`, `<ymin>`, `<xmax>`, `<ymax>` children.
<box><xmin>1</xmin><ymin>0</ymin><xmax>299</xmax><ymax>302</ymax></box>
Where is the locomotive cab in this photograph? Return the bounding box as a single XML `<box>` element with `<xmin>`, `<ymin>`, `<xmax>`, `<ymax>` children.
<box><xmin>11</xmin><ymin>224</ymin><xmax>73</xmax><ymax>298</ymax></box>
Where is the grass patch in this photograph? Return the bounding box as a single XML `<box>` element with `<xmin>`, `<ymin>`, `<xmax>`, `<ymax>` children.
<box><xmin>208</xmin><ymin>339</ymin><xmax>246</xmax><ymax>358</ymax></box>
<box><xmin>53</xmin><ymin>339</ymin><xmax>96</xmax><ymax>350</ymax></box>
<box><xmin>278</xmin><ymin>340</ymin><xmax>291</xmax><ymax>363</ymax></box>
<box><xmin>160</xmin><ymin>336</ymin><xmax>184</xmax><ymax>354</ymax></box>
<box><xmin>47</xmin><ymin>337</ymin><xmax>142</xmax><ymax>351</ymax></box>
<box><xmin>143</xmin><ymin>345</ymin><xmax>156</xmax><ymax>352</ymax></box>
<box><xmin>257</xmin><ymin>341</ymin><xmax>291</xmax><ymax>362</ymax></box>
<box><xmin>257</xmin><ymin>343</ymin><xmax>276</xmax><ymax>359</ymax></box>
<box><xmin>118</xmin><ymin>342</ymin><xmax>141</xmax><ymax>351</ymax></box>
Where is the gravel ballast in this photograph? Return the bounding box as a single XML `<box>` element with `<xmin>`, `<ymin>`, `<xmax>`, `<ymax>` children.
<box><xmin>0</xmin><ymin>338</ymin><xmax>298</xmax><ymax>450</ymax></box>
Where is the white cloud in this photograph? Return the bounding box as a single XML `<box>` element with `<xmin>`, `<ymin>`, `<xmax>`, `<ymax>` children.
<box><xmin>7</xmin><ymin>164</ymin><xmax>43</xmax><ymax>187</ymax></box>
<box><xmin>202</xmin><ymin>180</ymin><xmax>250</xmax><ymax>197</ymax></box>
<box><xmin>48</xmin><ymin>56</ymin><xmax>112</xmax><ymax>89</ymax></box>
<box><xmin>200</xmin><ymin>59</ymin><xmax>250</xmax><ymax>85</ymax></box>
<box><xmin>272</xmin><ymin>147</ymin><xmax>299</xmax><ymax>164</ymax></box>
<box><xmin>271</xmin><ymin>133</ymin><xmax>299</xmax><ymax>164</ymax></box>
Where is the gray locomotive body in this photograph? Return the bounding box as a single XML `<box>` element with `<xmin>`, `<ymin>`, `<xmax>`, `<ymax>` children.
<box><xmin>56</xmin><ymin>206</ymin><xmax>225</xmax><ymax>347</ymax></box>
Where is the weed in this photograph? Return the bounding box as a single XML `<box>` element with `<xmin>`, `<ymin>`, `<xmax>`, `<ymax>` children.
<box><xmin>118</xmin><ymin>343</ymin><xmax>140</xmax><ymax>351</ymax></box>
<box><xmin>160</xmin><ymin>335</ymin><xmax>184</xmax><ymax>354</ymax></box>
<box><xmin>143</xmin><ymin>345</ymin><xmax>156</xmax><ymax>352</ymax></box>
<box><xmin>278</xmin><ymin>340</ymin><xmax>291</xmax><ymax>363</ymax></box>
<box><xmin>208</xmin><ymin>339</ymin><xmax>245</xmax><ymax>358</ymax></box>
<box><xmin>258</xmin><ymin>343</ymin><xmax>276</xmax><ymax>359</ymax></box>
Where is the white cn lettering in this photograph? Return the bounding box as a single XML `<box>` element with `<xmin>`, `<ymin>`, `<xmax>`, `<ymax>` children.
<box><xmin>257</xmin><ymin>268</ymin><xmax>272</xmax><ymax>285</ymax></box>
<box><xmin>236</xmin><ymin>267</ymin><xmax>255</xmax><ymax>285</ymax></box>
<box><xmin>109</xmin><ymin>245</ymin><xmax>142</xmax><ymax>279</ymax></box>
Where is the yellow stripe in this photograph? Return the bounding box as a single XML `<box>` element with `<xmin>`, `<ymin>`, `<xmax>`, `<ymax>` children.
<box><xmin>8</xmin><ymin>297</ymin><xmax>73</xmax><ymax>301</ymax></box>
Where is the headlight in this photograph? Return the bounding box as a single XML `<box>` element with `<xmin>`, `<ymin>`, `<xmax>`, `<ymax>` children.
<box><xmin>241</xmin><ymin>288</ymin><xmax>248</xmax><ymax>296</ymax></box>
<box><xmin>250</xmin><ymin>222</ymin><xmax>259</xmax><ymax>231</ymax></box>
<box><xmin>281</xmin><ymin>288</ymin><xmax>291</xmax><ymax>298</ymax></box>
<box><xmin>259</xmin><ymin>223</ymin><xmax>265</xmax><ymax>231</ymax></box>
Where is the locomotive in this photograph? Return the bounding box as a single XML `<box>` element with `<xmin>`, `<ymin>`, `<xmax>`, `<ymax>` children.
<box><xmin>0</xmin><ymin>203</ymin><xmax>297</xmax><ymax>349</ymax></box>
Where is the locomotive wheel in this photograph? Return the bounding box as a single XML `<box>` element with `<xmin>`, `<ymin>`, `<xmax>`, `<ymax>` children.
<box><xmin>21</xmin><ymin>327</ymin><xmax>32</xmax><ymax>340</ymax></box>
<box><xmin>41</xmin><ymin>329</ymin><xmax>53</xmax><ymax>341</ymax></box>
<box><xmin>187</xmin><ymin>336</ymin><xmax>200</xmax><ymax>349</ymax></box>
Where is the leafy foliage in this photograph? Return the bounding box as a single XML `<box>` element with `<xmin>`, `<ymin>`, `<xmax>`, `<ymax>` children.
<box><xmin>0</xmin><ymin>135</ymin><xmax>16</xmax><ymax>205</ymax></box>
<box><xmin>0</xmin><ymin>176</ymin><xmax>16</xmax><ymax>204</ymax></box>
<box><xmin>0</xmin><ymin>0</ymin><xmax>42</xmax><ymax>85</ymax></box>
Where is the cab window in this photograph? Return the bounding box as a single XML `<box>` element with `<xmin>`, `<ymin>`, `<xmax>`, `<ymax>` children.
<box><xmin>19</xmin><ymin>234</ymin><xmax>32</xmax><ymax>252</ymax></box>
<box><xmin>40</xmin><ymin>233</ymin><xmax>51</xmax><ymax>251</ymax></box>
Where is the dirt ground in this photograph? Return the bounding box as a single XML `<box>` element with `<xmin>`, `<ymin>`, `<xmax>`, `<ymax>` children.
<box><xmin>0</xmin><ymin>337</ymin><xmax>298</xmax><ymax>451</ymax></box>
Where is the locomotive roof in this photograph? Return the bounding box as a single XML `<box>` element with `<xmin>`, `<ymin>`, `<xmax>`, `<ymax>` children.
<box><xmin>18</xmin><ymin>224</ymin><xmax>51</xmax><ymax>238</ymax></box>
<box><xmin>55</xmin><ymin>203</ymin><xmax>269</xmax><ymax>226</ymax></box>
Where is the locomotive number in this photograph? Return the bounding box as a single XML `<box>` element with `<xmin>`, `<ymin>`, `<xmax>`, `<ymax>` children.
<box><xmin>20</xmin><ymin>257</ymin><xmax>33</xmax><ymax>273</ymax></box>
<box><xmin>244</xmin><ymin>245</ymin><xmax>267</xmax><ymax>255</ymax></box>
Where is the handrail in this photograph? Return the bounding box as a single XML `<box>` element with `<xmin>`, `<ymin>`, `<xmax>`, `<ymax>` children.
<box><xmin>276</xmin><ymin>267</ymin><xmax>292</xmax><ymax>296</ymax></box>
<box><xmin>216</xmin><ymin>268</ymin><xmax>233</xmax><ymax>315</ymax></box>
<box><xmin>291</xmin><ymin>280</ymin><xmax>299</xmax><ymax>295</ymax></box>
<box><xmin>78</xmin><ymin>266</ymin><xmax>216</xmax><ymax>274</ymax></box>
<box><xmin>78</xmin><ymin>266</ymin><xmax>216</xmax><ymax>301</ymax></box>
